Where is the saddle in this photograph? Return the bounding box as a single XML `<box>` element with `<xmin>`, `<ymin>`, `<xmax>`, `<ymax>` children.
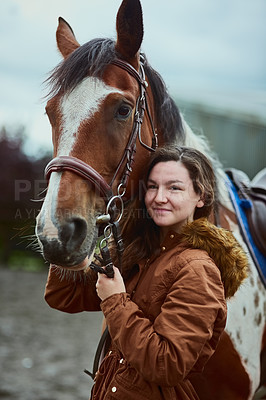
<box><xmin>226</xmin><ymin>167</ymin><xmax>266</xmax><ymax>257</ymax></box>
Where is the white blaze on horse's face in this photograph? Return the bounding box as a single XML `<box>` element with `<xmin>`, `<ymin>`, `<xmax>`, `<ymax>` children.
<box><xmin>58</xmin><ymin>77</ymin><xmax>123</xmax><ymax>156</ymax></box>
<box><xmin>39</xmin><ymin>172</ymin><xmax>61</xmax><ymax>240</ymax></box>
<box><xmin>37</xmin><ymin>77</ymin><xmax>124</xmax><ymax>269</ymax></box>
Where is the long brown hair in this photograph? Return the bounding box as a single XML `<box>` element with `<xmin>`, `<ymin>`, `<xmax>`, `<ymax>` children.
<box><xmin>117</xmin><ymin>146</ymin><xmax>216</xmax><ymax>274</ymax></box>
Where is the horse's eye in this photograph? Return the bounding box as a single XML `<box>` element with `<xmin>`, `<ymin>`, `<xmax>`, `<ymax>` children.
<box><xmin>116</xmin><ymin>105</ymin><xmax>132</xmax><ymax>120</ymax></box>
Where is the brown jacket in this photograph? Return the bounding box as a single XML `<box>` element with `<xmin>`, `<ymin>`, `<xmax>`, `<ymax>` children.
<box><xmin>45</xmin><ymin>218</ymin><xmax>248</xmax><ymax>399</ymax></box>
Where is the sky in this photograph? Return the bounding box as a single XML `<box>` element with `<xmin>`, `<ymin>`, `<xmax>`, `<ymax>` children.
<box><xmin>0</xmin><ymin>0</ymin><xmax>265</xmax><ymax>155</ymax></box>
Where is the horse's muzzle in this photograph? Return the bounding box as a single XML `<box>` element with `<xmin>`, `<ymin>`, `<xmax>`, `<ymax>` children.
<box><xmin>36</xmin><ymin>216</ymin><xmax>90</xmax><ymax>268</ymax></box>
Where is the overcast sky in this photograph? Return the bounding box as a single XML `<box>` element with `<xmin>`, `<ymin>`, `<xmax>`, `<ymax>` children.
<box><xmin>1</xmin><ymin>0</ymin><xmax>265</xmax><ymax>155</ymax></box>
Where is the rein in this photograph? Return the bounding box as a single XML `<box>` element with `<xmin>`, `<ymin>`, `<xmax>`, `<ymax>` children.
<box><xmin>45</xmin><ymin>57</ymin><xmax>157</xmax><ymax>277</ymax></box>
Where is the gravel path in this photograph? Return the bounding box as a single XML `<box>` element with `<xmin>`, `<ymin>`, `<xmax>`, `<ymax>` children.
<box><xmin>0</xmin><ymin>268</ymin><xmax>102</xmax><ymax>400</ymax></box>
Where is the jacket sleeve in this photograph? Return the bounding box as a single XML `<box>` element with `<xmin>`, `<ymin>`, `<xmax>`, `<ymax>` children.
<box><xmin>100</xmin><ymin>258</ymin><xmax>226</xmax><ymax>386</ymax></box>
<box><xmin>44</xmin><ymin>266</ymin><xmax>101</xmax><ymax>313</ymax></box>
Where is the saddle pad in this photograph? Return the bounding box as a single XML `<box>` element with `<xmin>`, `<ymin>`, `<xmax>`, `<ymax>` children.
<box><xmin>226</xmin><ymin>175</ymin><xmax>266</xmax><ymax>287</ymax></box>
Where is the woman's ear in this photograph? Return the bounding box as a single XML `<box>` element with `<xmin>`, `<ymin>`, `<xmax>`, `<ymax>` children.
<box><xmin>197</xmin><ymin>199</ymin><xmax>205</xmax><ymax>208</ymax></box>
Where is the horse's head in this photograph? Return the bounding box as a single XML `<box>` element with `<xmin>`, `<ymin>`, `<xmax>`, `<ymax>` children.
<box><xmin>36</xmin><ymin>0</ymin><xmax>183</xmax><ymax>270</ymax></box>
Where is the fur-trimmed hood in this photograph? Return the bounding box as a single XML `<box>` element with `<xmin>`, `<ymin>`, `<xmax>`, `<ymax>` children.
<box><xmin>180</xmin><ymin>218</ymin><xmax>249</xmax><ymax>298</ymax></box>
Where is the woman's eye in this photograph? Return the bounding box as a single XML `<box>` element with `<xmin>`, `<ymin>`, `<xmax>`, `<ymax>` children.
<box><xmin>116</xmin><ymin>105</ymin><xmax>132</xmax><ymax>120</ymax></box>
<box><xmin>170</xmin><ymin>186</ymin><xmax>181</xmax><ymax>191</ymax></box>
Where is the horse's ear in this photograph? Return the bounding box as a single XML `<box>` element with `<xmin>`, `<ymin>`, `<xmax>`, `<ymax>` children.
<box><xmin>115</xmin><ymin>0</ymin><xmax>143</xmax><ymax>66</ymax></box>
<box><xmin>56</xmin><ymin>17</ymin><xmax>80</xmax><ymax>59</ymax></box>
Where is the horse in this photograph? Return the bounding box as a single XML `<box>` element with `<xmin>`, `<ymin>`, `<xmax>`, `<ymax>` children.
<box><xmin>35</xmin><ymin>0</ymin><xmax>266</xmax><ymax>398</ymax></box>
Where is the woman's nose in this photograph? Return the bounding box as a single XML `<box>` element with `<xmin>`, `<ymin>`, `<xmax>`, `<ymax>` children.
<box><xmin>154</xmin><ymin>188</ymin><xmax>167</xmax><ymax>203</ymax></box>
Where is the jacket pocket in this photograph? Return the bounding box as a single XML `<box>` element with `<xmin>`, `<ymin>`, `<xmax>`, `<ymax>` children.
<box><xmin>91</xmin><ymin>354</ymin><xmax>164</xmax><ymax>400</ymax></box>
<box><xmin>91</xmin><ymin>352</ymin><xmax>119</xmax><ymax>400</ymax></box>
<box><xmin>114</xmin><ymin>365</ymin><xmax>163</xmax><ymax>399</ymax></box>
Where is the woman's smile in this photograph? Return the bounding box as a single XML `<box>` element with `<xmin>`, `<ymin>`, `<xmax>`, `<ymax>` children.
<box><xmin>152</xmin><ymin>207</ymin><xmax>172</xmax><ymax>215</ymax></box>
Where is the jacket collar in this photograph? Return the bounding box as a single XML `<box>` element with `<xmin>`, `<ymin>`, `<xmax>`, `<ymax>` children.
<box><xmin>172</xmin><ymin>218</ymin><xmax>249</xmax><ymax>298</ymax></box>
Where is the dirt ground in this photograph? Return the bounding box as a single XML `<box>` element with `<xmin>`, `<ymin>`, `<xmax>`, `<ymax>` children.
<box><xmin>0</xmin><ymin>268</ymin><xmax>103</xmax><ymax>400</ymax></box>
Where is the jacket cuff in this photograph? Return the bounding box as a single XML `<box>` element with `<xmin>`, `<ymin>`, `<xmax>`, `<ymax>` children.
<box><xmin>100</xmin><ymin>292</ymin><xmax>130</xmax><ymax>317</ymax></box>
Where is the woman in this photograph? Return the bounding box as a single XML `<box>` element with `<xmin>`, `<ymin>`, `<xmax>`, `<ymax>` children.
<box><xmin>45</xmin><ymin>146</ymin><xmax>248</xmax><ymax>400</ymax></box>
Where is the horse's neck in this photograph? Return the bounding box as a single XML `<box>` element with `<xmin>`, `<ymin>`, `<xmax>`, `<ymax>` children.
<box><xmin>180</xmin><ymin>115</ymin><xmax>234</xmax><ymax>213</ymax></box>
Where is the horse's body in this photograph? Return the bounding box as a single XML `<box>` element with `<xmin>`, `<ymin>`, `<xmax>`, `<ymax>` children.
<box><xmin>36</xmin><ymin>0</ymin><xmax>265</xmax><ymax>398</ymax></box>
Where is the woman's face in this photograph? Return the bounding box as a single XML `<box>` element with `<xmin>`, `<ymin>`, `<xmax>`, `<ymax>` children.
<box><xmin>145</xmin><ymin>161</ymin><xmax>204</xmax><ymax>234</ymax></box>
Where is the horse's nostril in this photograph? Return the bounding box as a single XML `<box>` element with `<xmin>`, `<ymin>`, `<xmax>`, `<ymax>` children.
<box><xmin>60</xmin><ymin>218</ymin><xmax>87</xmax><ymax>252</ymax></box>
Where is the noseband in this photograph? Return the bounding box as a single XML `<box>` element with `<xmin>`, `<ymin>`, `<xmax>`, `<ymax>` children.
<box><xmin>44</xmin><ymin>57</ymin><xmax>157</xmax><ymax>276</ymax></box>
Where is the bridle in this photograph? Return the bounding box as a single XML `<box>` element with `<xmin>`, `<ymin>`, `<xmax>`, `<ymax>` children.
<box><xmin>45</xmin><ymin>56</ymin><xmax>158</xmax><ymax>276</ymax></box>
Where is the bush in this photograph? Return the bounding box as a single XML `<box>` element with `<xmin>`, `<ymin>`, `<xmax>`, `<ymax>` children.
<box><xmin>0</xmin><ymin>126</ymin><xmax>51</xmax><ymax>268</ymax></box>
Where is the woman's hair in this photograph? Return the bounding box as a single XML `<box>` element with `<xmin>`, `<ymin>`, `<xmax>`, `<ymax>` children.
<box><xmin>116</xmin><ymin>145</ymin><xmax>217</xmax><ymax>275</ymax></box>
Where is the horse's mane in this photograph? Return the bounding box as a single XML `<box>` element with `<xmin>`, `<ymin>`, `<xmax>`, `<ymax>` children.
<box><xmin>46</xmin><ymin>38</ymin><xmax>184</xmax><ymax>144</ymax></box>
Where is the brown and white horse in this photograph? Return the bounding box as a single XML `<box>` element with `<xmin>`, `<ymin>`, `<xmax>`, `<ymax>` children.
<box><xmin>36</xmin><ymin>0</ymin><xmax>265</xmax><ymax>398</ymax></box>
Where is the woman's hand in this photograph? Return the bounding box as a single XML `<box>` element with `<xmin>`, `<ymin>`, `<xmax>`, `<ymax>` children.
<box><xmin>96</xmin><ymin>266</ymin><xmax>126</xmax><ymax>301</ymax></box>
